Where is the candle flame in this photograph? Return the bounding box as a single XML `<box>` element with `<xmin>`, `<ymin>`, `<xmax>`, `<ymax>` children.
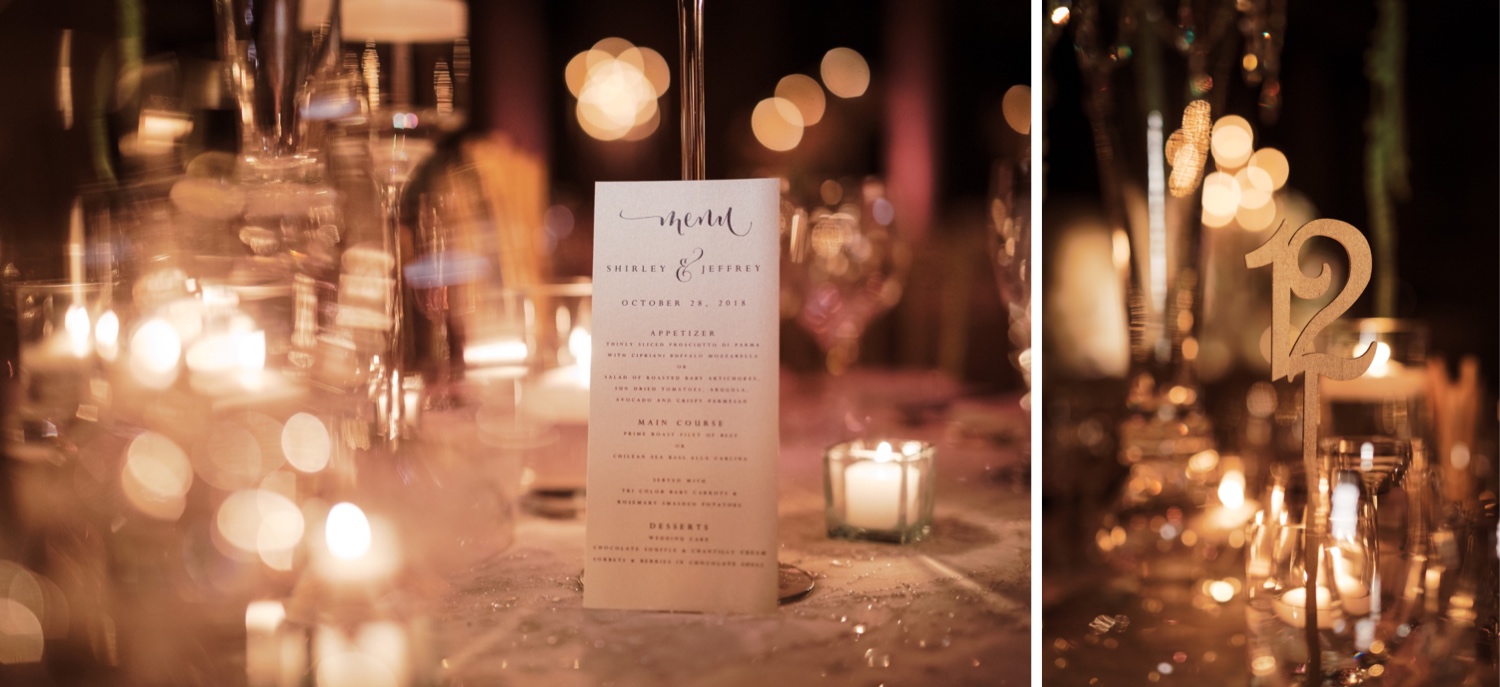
<box><xmin>875</xmin><ymin>441</ymin><xmax>893</xmax><ymax>462</ymax></box>
<box><xmin>64</xmin><ymin>304</ymin><xmax>91</xmax><ymax>356</ymax></box>
<box><xmin>245</xmin><ymin>600</ymin><xmax>285</xmax><ymax>632</ymax></box>
<box><xmin>465</xmin><ymin>338</ymin><xmax>529</xmax><ymax>367</ymax></box>
<box><xmin>569</xmin><ymin>327</ymin><xmax>592</xmax><ymax>373</ymax></box>
<box><xmin>235</xmin><ymin>329</ymin><xmax>266</xmax><ymax>388</ymax></box>
<box><xmin>1331</xmin><ymin>480</ymin><xmax>1361</xmax><ymax>539</ymax></box>
<box><xmin>326</xmin><ymin>503</ymin><xmax>373</xmax><ymax>560</ymax></box>
<box><xmin>1360</xmin><ymin>340</ymin><xmax>1392</xmax><ymax>377</ymax></box>
<box><xmin>1188</xmin><ymin>449</ymin><xmax>1220</xmax><ymax>474</ymax></box>
<box><xmin>129</xmin><ymin>319</ymin><xmax>182</xmax><ymax>388</ymax></box>
<box><xmin>95</xmin><ymin>310</ymin><xmax>119</xmax><ymax>359</ymax></box>
<box><xmin>282</xmin><ymin>413</ymin><xmax>332</xmax><ymax>473</ymax></box>
<box><xmin>1218</xmin><ymin>470</ymin><xmax>1246</xmax><ymax>510</ymax></box>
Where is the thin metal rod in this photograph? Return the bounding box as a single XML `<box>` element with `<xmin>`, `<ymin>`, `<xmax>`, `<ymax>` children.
<box><xmin>677</xmin><ymin>0</ymin><xmax>705</xmax><ymax>181</ymax></box>
<box><xmin>1302</xmin><ymin>372</ymin><xmax>1321</xmax><ymax>681</ymax></box>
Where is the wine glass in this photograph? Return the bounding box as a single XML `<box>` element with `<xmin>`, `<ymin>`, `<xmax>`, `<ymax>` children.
<box><xmin>1319</xmin><ymin>319</ymin><xmax>1430</xmax><ymax>442</ymax></box>
<box><xmin>788</xmin><ymin>176</ymin><xmax>909</xmax><ymax>376</ymax></box>
<box><xmin>989</xmin><ymin>157</ymin><xmax>1031</xmax><ymax>409</ymax></box>
<box><xmin>1246</xmin><ymin>465</ymin><xmax>1384</xmax><ymax>684</ymax></box>
<box><xmin>1323</xmin><ymin>436</ymin><xmax>1410</xmax><ymax>501</ymax></box>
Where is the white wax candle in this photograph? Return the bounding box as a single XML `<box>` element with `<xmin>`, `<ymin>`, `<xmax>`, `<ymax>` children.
<box><xmin>1273</xmin><ymin>586</ymin><xmax>1338</xmax><ymax>629</ymax></box>
<box><xmin>185</xmin><ymin>328</ymin><xmax>267</xmax><ymax>394</ymax></box>
<box><xmin>1204</xmin><ymin>469</ymin><xmax>1258</xmax><ymax>533</ymax></box>
<box><xmin>463</xmin><ymin>337</ymin><xmax>529</xmax><ymax>379</ymax></box>
<box><xmin>522</xmin><ymin>328</ymin><xmax>592</xmax><ymax>424</ymax></box>
<box><xmin>1206</xmin><ymin>500</ymin><xmax>1260</xmax><ymax>533</ymax></box>
<box><xmin>246</xmin><ymin>600</ymin><xmax>285</xmax><ymax>687</ymax></box>
<box><xmin>523</xmin><ymin>366</ymin><xmax>590</xmax><ymax>424</ymax></box>
<box><xmin>246</xmin><ymin>601</ymin><xmax>303</xmax><ymax>687</ymax></box>
<box><xmin>315</xmin><ymin>621</ymin><xmax>411</xmax><ymax>687</ymax></box>
<box><xmin>340</xmin><ymin>0</ymin><xmax>467</xmax><ymax>42</ymax></box>
<box><xmin>315</xmin><ymin>503</ymin><xmax>400</xmax><ymax>584</ymax></box>
<box><xmin>1321</xmin><ymin>345</ymin><xmax>1425</xmax><ymax>401</ymax></box>
<box><xmin>1331</xmin><ymin>551</ymin><xmax>1371</xmax><ymax>616</ymax></box>
<box><xmin>843</xmin><ymin>444</ymin><xmax>922</xmax><ymax>531</ymax></box>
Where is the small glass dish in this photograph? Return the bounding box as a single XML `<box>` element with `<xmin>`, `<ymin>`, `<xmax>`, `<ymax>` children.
<box><xmin>824</xmin><ymin>438</ymin><xmax>936</xmax><ymax>543</ymax></box>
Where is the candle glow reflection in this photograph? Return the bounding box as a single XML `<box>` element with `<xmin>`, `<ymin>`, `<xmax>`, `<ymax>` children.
<box><xmin>326</xmin><ymin>503</ymin><xmax>373</xmax><ymax>560</ymax></box>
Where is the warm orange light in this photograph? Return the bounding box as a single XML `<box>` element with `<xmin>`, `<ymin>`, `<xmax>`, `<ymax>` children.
<box><xmin>0</xmin><ymin>598</ymin><xmax>43</xmax><ymax>664</ymax></box>
<box><xmin>1235</xmin><ymin>167</ymin><xmax>1274</xmax><ymax>210</ymax></box>
<box><xmin>129</xmin><ymin>318</ymin><xmax>182</xmax><ymax>389</ymax></box>
<box><xmin>122</xmin><ymin>432</ymin><xmax>193</xmax><ymax>521</ymax></box>
<box><xmin>1171</xmin><ymin>101</ymin><xmax>1212</xmax><ymax>197</ymax></box>
<box><xmin>326</xmin><ymin>502</ymin><xmax>372</xmax><ymax>560</ymax></box>
<box><xmin>1164</xmin><ymin>129</ymin><xmax>1186</xmax><ymax>165</ymax></box>
<box><xmin>751</xmin><ymin>97</ymin><xmax>804</xmax><ymax>151</ymax></box>
<box><xmin>1202</xmin><ymin>204</ymin><xmax>1235</xmax><ymax>229</ymax></box>
<box><xmin>568</xmin><ymin>38</ymin><xmax>667</xmax><ymax>142</ymax></box>
<box><xmin>282</xmin><ymin>412</ymin><xmax>332</xmax><ymax>473</ymax></box>
<box><xmin>820</xmin><ymin>48</ymin><xmax>870</xmax><ymax>99</ymax></box>
<box><xmin>1002</xmin><ymin>85</ymin><xmax>1032</xmax><ymax>135</ymax></box>
<box><xmin>1211</xmin><ymin>116</ymin><xmax>1254</xmax><ymax>169</ymax></box>
<box><xmin>1236</xmin><ymin>198</ymin><xmax>1277</xmax><ymax>231</ymax></box>
<box><xmin>1249</xmin><ymin>147</ymin><xmax>1290</xmax><ymax>190</ymax></box>
<box><xmin>1201</xmin><ymin>172</ymin><xmax>1241</xmax><ymax>216</ymax></box>
<box><xmin>775</xmin><ymin>74</ymin><xmax>826</xmax><ymax>126</ymax></box>
<box><xmin>627</xmin><ymin>47</ymin><xmax>671</xmax><ymax>95</ymax></box>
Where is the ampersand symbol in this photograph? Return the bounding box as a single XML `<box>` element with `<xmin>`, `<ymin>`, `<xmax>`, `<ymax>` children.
<box><xmin>677</xmin><ymin>248</ymin><xmax>704</xmax><ymax>283</ymax></box>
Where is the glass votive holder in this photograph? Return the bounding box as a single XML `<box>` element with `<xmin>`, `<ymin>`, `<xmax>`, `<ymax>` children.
<box><xmin>1318</xmin><ymin>318</ymin><xmax>1428</xmax><ymax>442</ymax></box>
<box><xmin>824</xmin><ymin>439</ymin><xmax>936</xmax><ymax>543</ymax></box>
<box><xmin>8</xmin><ymin>281</ymin><xmax>116</xmax><ymax>462</ymax></box>
<box><xmin>516</xmin><ymin>281</ymin><xmax>592</xmax><ymax>517</ymax></box>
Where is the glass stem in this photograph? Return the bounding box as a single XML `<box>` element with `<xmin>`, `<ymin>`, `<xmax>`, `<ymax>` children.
<box><xmin>677</xmin><ymin>0</ymin><xmax>705</xmax><ymax>181</ymax></box>
<box><xmin>382</xmin><ymin>177</ymin><xmax>408</xmax><ymax>445</ymax></box>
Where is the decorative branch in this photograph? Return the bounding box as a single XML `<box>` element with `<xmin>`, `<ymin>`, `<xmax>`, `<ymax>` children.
<box><xmin>1364</xmin><ymin>0</ymin><xmax>1409</xmax><ymax>317</ymax></box>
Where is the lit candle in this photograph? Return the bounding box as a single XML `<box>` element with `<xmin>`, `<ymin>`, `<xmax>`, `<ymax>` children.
<box><xmin>315</xmin><ymin>502</ymin><xmax>400</xmax><ymax>584</ymax></box>
<box><xmin>315</xmin><ymin>621</ymin><xmax>411</xmax><ymax>687</ymax></box>
<box><xmin>462</xmin><ymin>336</ymin><xmax>529</xmax><ymax>380</ymax></box>
<box><xmin>1321</xmin><ymin>341</ymin><xmax>1426</xmax><ymax>411</ymax></box>
<box><xmin>522</xmin><ymin>328</ymin><xmax>591</xmax><ymax>424</ymax></box>
<box><xmin>340</xmin><ymin>0</ymin><xmax>467</xmax><ymax>42</ymax></box>
<box><xmin>1205</xmin><ymin>468</ymin><xmax>1260</xmax><ymax>533</ymax></box>
<box><xmin>185</xmin><ymin>327</ymin><xmax>267</xmax><ymax>394</ymax></box>
<box><xmin>1331</xmin><ymin>550</ymin><xmax>1371</xmax><ymax>616</ymax></box>
<box><xmin>246</xmin><ymin>600</ymin><xmax>305</xmax><ymax>687</ymax></box>
<box><xmin>842</xmin><ymin>442</ymin><xmax>923</xmax><ymax>532</ymax></box>
<box><xmin>1273</xmin><ymin>585</ymin><xmax>1338</xmax><ymax>629</ymax></box>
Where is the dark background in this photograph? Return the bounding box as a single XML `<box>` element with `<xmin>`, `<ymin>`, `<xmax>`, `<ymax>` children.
<box><xmin>0</xmin><ymin>0</ymin><xmax>1030</xmax><ymax>388</ymax></box>
<box><xmin>1044</xmin><ymin>0</ymin><xmax>1500</xmax><ymax>386</ymax></box>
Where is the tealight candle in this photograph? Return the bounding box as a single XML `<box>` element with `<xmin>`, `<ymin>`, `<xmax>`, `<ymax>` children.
<box><xmin>1273</xmin><ymin>585</ymin><xmax>1338</xmax><ymax>629</ymax></box>
<box><xmin>824</xmin><ymin>439</ymin><xmax>936</xmax><ymax>543</ymax></box>
<box><xmin>246</xmin><ymin>600</ymin><xmax>306</xmax><ymax>687</ymax></box>
<box><xmin>523</xmin><ymin>328</ymin><xmax>591</xmax><ymax>424</ymax></box>
<box><xmin>516</xmin><ymin>300</ymin><xmax>585</xmax><ymax>504</ymax></box>
<box><xmin>313</xmin><ymin>502</ymin><xmax>401</xmax><ymax>585</ymax></box>
<box><xmin>844</xmin><ymin>442</ymin><xmax>921</xmax><ymax>531</ymax></box>
<box><xmin>1330</xmin><ymin>550</ymin><xmax>1371</xmax><ymax>616</ymax></box>
<box><xmin>315</xmin><ymin>621</ymin><xmax>412</xmax><ymax>687</ymax></box>
<box><xmin>1202</xmin><ymin>468</ymin><xmax>1260</xmax><ymax>536</ymax></box>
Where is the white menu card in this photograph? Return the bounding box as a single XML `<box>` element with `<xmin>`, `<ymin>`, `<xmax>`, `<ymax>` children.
<box><xmin>585</xmin><ymin>179</ymin><xmax>780</xmax><ymax>613</ymax></box>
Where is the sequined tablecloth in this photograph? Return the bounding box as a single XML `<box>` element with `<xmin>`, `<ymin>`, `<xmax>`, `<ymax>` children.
<box><xmin>432</xmin><ymin>372</ymin><xmax>1032</xmax><ymax>687</ymax></box>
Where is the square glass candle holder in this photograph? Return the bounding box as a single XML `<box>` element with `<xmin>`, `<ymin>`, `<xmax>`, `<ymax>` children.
<box><xmin>516</xmin><ymin>281</ymin><xmax>593</xmax><ymax>517</ymax></box>
<box><xmin>824</xmin><ymin>439</ymin><xmax>936</xmax><ymax>543</ymax></box>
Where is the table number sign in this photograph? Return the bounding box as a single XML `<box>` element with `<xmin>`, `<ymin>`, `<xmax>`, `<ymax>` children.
<box><xmin>584</xmin><ymin>178</ymin><xmax>780</xmax><ymax>613</ymax></box>
<box><xmin>1245</xmin><ymin>218</ymin><xmax>1375</xmax><ymax>678</ymax></box>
